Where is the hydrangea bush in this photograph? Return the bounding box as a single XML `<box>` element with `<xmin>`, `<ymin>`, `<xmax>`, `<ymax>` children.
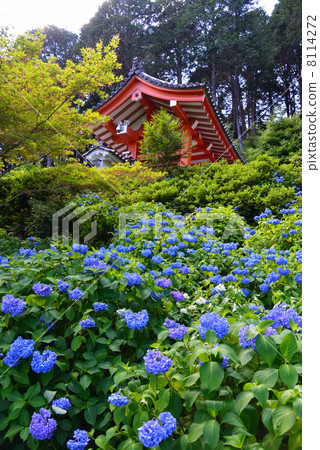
<box><xmin>0</xmin><ymin>193</ymin><xmax>302</xmax><ymax>448</ymax></box>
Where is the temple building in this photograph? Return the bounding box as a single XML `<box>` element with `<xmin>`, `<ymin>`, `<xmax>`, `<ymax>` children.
<box><xmin>91</xmin><ymin>58</ymin><xmax>245</xmax><ymax>165</ymax></box>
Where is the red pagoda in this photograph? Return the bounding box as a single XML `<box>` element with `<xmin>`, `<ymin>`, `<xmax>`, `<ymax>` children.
<box><xmin>92</xmin><ymin>58</ymin><xmax>244</xmax><ymax>165</ymax></box>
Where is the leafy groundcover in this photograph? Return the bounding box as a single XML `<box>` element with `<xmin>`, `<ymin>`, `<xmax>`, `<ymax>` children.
<box><xmin>0</xmin><ymin>189</ymin><xmax>302</xmax><ymax>449</ymax></box>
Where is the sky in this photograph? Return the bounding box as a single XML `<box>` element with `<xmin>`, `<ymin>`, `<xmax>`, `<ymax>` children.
<box><xmin>1</xmin><ymin>0</ymin><xmax>279</xmax><ymax>37</ymax></box>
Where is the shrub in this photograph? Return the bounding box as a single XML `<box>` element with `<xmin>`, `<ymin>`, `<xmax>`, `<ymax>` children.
<box><xmin>140</xmin><ymin>108</ymin><xmax>188</xmax><ymax>173</ymax></box>
<box><xmin>0</xmin><ymin>161</ymin><xmax>164</xmax><ymax>238</ymax></box>
<box><xmin>243</xmin><ymin>114</ymin><xmax>302</xmax><ymax>164</ymax></box>
<box><xmin>0</xmin><ymin>197</ymin><xmax>302</xmax><ymax>448</ymax></box>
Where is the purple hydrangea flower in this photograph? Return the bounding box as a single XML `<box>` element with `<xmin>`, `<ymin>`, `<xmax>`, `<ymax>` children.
<box><xmin>29</xmin><ymin>408</ymin><xmax>57</xmax><ymax>440</ymax></box>
<box><xmin>1</xmin><ymin>294</ymin><xmax>26</xmax><ymax>317</ymax></box>
<box><xmin>155</xmin><ymin>278</ymin><xmax>171</xmax><ymax>288</ymax></box>
<box><xmin>171</xmin><ymin>291</ymin><xmax>184</xmax><ymax>302</ymax></box>
<box><xmin>31</xmin><ymin>350</ymin><xmax>57</xmax><ymax>374</ymax></box>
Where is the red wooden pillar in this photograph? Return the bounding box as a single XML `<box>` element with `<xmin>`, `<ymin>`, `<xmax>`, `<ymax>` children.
<box><xmin>180</xmin><ymin>126</ymin><xmax>193</xmax><ymax>166</ymax></box>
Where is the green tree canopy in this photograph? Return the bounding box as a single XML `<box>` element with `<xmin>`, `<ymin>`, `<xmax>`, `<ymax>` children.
<box><xmin>140</xmin><ymin>108</ymin><xmax>187</xmax><ymax>173</ymax></box>
<box><xmin>0</xmin><ymin>29</ymin><xmax>121</xmax><ymax>173</ymax></box>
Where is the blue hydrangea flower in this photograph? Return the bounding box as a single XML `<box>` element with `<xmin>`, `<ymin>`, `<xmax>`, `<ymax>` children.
<box><xmin>93</xmin><ymin>302</ymin><xmax>108</xmax><ymax>312</ymax></box>
<box><xmin>80</xmin><ymin>318</ymin><xmax>95</xmax><ymax>329</ymax></box>
<box><xmin>138</xmin><ymin>418</ymin><xmax>167</xmax><ymax>448</ymax></box>
<box><xmin>52</xmin><ymin>397</ymin><xmax>71</xmax><ymax>411</ymax></box>
<box><xmin>169</xmin><ymin>324</ymin><xmax>188</xmax><ymax>340</ymax></box>
<box><xmin>239</xmin><ymin>325</ymin><xmax>257</xmax><ymax>349</ymax></box>
<box><xmin>19</xmin><ymin>248</ymin><xmax>36</xmax><ymax>258</ymax></box>
<box><xmin>265</xmin><ymin>272</ymin><xmax>280</xmax><ymax>284</ymax></box>
<box><xmin>124</xmin><ymin>309</ymin><xmax>149</xmax><ymax>330</ymax></box>
<box><xmin>108</xmin><ymin>393</ymin><xmax>129</xmax><ymax>406</ymax></box>
<box><xmin>163</xmin><ymin>318</ymin><xmax>177</xmax><ymax>329</ymax></box>
<box><xmin>29</xmin><ymin>408</ymin><xmax>57</xmax><ymax>440</ymax></box>
<box><xmin>3</xmin><ymin>336</ymin><xmax>34</xmax><ymax>367</ymax></box>
<box><xmin>68</xmin><ymin>288</ymin><xmax>83</xmax><ymax>300</ymax></box>
<box><xmin>142</xmin><ymin>249</ymin><xmax>152</xmax><ymax>258</ymax></box>
<box><xmin>57</xmin><ymin>279</ymin><xmax>69</xmax><ymax>293</ymax></box>
<box><xmin>155</xmin><ymin>278</ymin><xmax>171</xmax><ymax>288</ymax></box>
<box><xmin>220</xmin><ymin>353</ymin><xmax>229</xmax><ymax>369</ymax></box>
<box><xmin>1</xmin><ymin>294</ymin><xmax>26</xmax><ymax>317</ymax></box>
<box><xmin>72</xmin><ymin>244</ymin><xmax>88</xmax><ymax>254</ymax></box>
<box><xmin>249</xmin><ymin>304</ymin><xmax>265</xmax><ymax>314</ymax></box>
<box><xmin>179</xmin><ymin>266</ymin><xmax>189</xmax><ymax>274</ymax></box>
<box><xmin>261</xmin><ymin>305</ymin><xmax>302</xmax><ymax>331</ymax></box>
<box><xmin>144</xmin><ymin>350</ymin><xmax>172</xmax><ymax>374</ymax></box>
<box><xmin>281</xmin><ymin>233</ymin><xmax>287</xmax><ymax>238</ymax></box>
<box><xmin>31</xmin><ymin>350</ymin><xmax>57</xmax><ymax>373</ymax></box>
<box><xmin>33</xmin><ymin>283</ymin><xmax>52</xmax><ymax>297</ymax></box>
<box><xmin>171</xmin><ymin>291</ymin><xmax>184</xmax><ymax>302</ymax></box>
<box><xmin>259</xmin><ymin>283</ymin><xmax>269</xmax><ymax>293</ymax></box>
<box><xmin>264</xmin><ymin>327</ymin><xmax>277</xmax><ymax>337</ymax></box>
<box><xmin>67</xmin><ymin>429</ymin><xmax>90</xmax><ymax>450</ymax></box>
<box><xmin>295</xmin><ymin>273</ymin><xmax>302</xmax><ymax>284</ymax></box>
<box><xmin>83</xmin><ymin>256</ymin><xmax>107</xmax><ymax>273</ymax></box>
<box><xmin>241</xmin><ymin>277</ymin><xmax>250</xmax><ymax>285</ymax></box>
<box><xmin>223</xmin><ymin>274</ymin><xmax>237</xmax><ymax>282</ymax></box>
<box><xmin>278</xmin><ymin>266</ymin><xmax>290</xmax><ymax>276</ymax></box>
<box><xmin>276</xmin><ymin>256</ymin><xmax>288</xmax><ymax>266</ymax></box>
<box><xmin>163</xmin><ymin>267</ymin><xmax>175</xmax><ymax>276</ymax></box>
<box><xmin>159</xmin><ymin>412</ymin><xmax>177</xmax><ymax>439</ymax></box>
<box><xmin>210</xmin><ymin>274</ymin><xmax>223</xmax><ymax>285</ymax></box>
<box><xmin>138</xmin><ymin>412</ymin><xmax>176</xmax><ymax>448</ymax></box>
<box><xmin>289</xmin><ymin>229</ymin><xmax>297</xmax><ymax>235</ymax></box>
<box><xmin>124</xmin><ymin>272</ymin><xmax>142</xmax><ymax>287</ymax></box>
<box><xmin>152</xmin><ymin>255</ymin><xmax>163</xmax><ymax>264</ymax></box>
<box><xmin>199</xmin><ymin>313</ymin><xmax>229</xmax><ymax>339</ymax></box>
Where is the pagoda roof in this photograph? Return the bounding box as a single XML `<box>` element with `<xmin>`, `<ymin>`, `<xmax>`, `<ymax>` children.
<box><xmin>92</xmin><ymin>58</ymin><xmax>245</xmax><ymax>164</ymax></box>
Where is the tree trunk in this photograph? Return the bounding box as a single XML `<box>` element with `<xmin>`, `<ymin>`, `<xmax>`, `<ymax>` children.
<box><xmin>231</xmin><ymin>75</ymin><xmax>243</xmax><ymax>152</ymax></box>
<box><xmin>234</xmin><ymin>72</ymin><xmax>247</xmax><ymax>140</ymax></box>
<box><xmin>209</xmin><ymin>54</ymin><xmax>217</xmax><ymax>105</ymax></box>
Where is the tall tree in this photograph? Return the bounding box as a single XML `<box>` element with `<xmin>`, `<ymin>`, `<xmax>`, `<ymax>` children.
<box><xmin>144</xmin><ymin>0</ymin><xmax>198</xmax><ymax>83</ymax></box>
<box><xmin>268</xmin><ymin>0</ymin><xmax>302</xmax><ymax>115</ymax></box>
<box><xmin>80</xmin><ymin>0</ymin><xmax>150</xmax><ymax>76</ymax></box>
<box><xmin>38</xmin><ymin>25</ymin><xmax>79</xmax><ymax>68</ymax></box>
